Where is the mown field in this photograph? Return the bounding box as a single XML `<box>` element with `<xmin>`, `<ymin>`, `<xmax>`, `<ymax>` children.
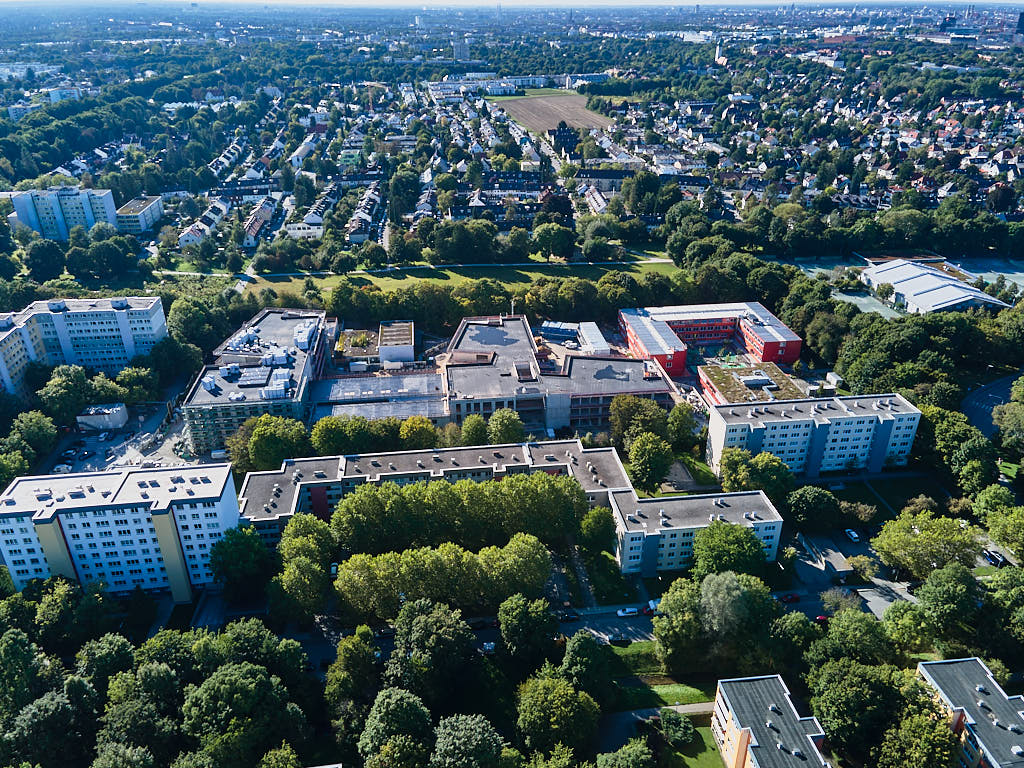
<box><xmin>490</xmin><ymin>91</ymin><xmax>613</xmax><ymax>132</ymax></box>
<box><xmin>245</xmin><ymin>260</ymin><xmax>678</xmax><ymax>295</ymax></box>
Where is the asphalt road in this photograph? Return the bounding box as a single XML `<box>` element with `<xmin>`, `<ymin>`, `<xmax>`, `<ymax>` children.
<box><xmin>961</xmin><ymin>370</ymin><xmax>1022</xmax><ymax>437</ymax></box>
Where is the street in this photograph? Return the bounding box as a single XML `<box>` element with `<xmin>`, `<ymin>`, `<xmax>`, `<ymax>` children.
<box><xmin>961</xmin><ymin>370</ymin><xmax>1022</xmax><ymax>437</ymax></box>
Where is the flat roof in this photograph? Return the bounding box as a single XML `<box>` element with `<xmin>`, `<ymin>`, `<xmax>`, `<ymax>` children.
<box><xmin>918</xmin><ymin>658</ymin><xmax>1024</xmax><ymax>768</ymax></box>
<box><xmin>116</xmin><ymin>195</ymin><xmax>161</xmax><ymax>215</ymax></box>
<box><xmin>184</xmin><ymin>308</ymin><xmax>326</xmax><ymax>408</ymax></box>
<box><xmin>711</xmin><ymin>393</ymin><xmax>920</xmax><ymax>426</ymax></box>
<box><xmin>0</xmin><ymin>464</ymin><xmax>232</xmax><ymax>522</ymax></box>
<box><xmin>379</xmin><ymin>320</ymin><xmax>414</xmax><ymax>347</ymax></box>
<box><xmin>621</xmin><ymin>303</ymin><xmax>801</xmax><ymax>350</ymax></box>
<box><xmin>239</xmin><ymin>439</ymin><xmax>632</xmax><ymax>523</ymax></box>
<box><xmin>443</xmin><ymin>316</ymin><xmax>673</xmax><ymax>401</ymax></box>
<box><xmin>612</xmin><ymin>488</ymin><xmax>782</xmax><ymax>534</ymax></box>
<box><xmin>699</xmin><ymin>362</ymin><xmax>805</xmax><ymax>403</ymax></box>
<box><xmin>717</xmin><ymin>675</ymin><xmax>829</xmax><ymax>768</ymax></box>
<box><xmin>862</xmin><ymin>259</ymin><xmax>1010</xmax><ymax>312</ymax></box>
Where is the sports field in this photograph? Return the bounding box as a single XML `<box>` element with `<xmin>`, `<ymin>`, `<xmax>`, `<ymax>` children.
<box><xmin>490</xmin><ymin>90</ymin><xmax>613</xmax><ymax>132</ymax></box>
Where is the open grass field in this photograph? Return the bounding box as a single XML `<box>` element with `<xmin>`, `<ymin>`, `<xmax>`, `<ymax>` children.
<box><xmin>490</xmin><ymin>90</ymin><xmax>613</xmax><ymax>132</ymax></box>
<box><xmin>614</xmin><ymin>679</ymin><xmax>717</xmax><ymax>710</ymax></box>
<box><xmin>658</xmin><ymin>727</ymin><xmax>721</xmax><ymax>768</ymax></box>
<box><xmin>245</xmin><ymin>260</ymin><xmax>678</xmax><ymax>296</ymax></box>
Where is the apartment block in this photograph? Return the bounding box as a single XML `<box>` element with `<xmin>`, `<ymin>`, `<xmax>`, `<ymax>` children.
<box><xmin>115</xmin><ymin>195</ymin><xmax>164</xmax><ymax>235</ymax></box>
<box><xmin>0</xmin><ymin>464</ymin><xmax>239</xmax><ymax>603</ymax></box>
<box><xmin>0</xmin><ymin>297</ymin><xmax>168</xmax><ymax>397</ymax></box>
<box><xmin>711</xmin><ymin>675</ymin><xmax>831</xmax><ymax>768</ymax></box>
<box><xmin>707</xmin><ymin>394</ymin><xmax>920</xmax><ymax>478</ymax></box>
<box><xmin>182</xmin><ymin>308</ymin><xmax>331</xmax><ymax>454</ymax></box>
<box><xmin>918</xmin><ymin>658</ymin><xmax>1024</xmax><ymax>768</ymax></box>
<box><xmin>619</xmin><ymin>303</ymin><xmax>802</xmax><ymax>376</ymax></box>
<box><xmin>10</xmin><ymin>186</ymin><xmax>117</xmax><ymax>241</ymax></box>
<box><xmin>238</xmin><ymin>438</ymin><xmax>782</xmax><ymax>574</ymax></box>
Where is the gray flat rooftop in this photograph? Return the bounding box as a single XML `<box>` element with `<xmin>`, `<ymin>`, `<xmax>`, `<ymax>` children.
<box><xmin>918</xmin><ymin>658</ymin><xmax>1024</xmax><ymax>768</ymax></box>
<box><xmin>116</xmin><ymin>195</ymin><xmax>161</xmax><ymax>215</ymax></box>
<box><xmin>711</xmin><ymin>393</ymin><xmax>919</xmax><ymax>426</ymax></box>
<box><xmin>238</xmin><ymin>439</ymin><xmax>631</xmax><ymax>523</ymax></box>
<box><xmin>717</xmin><ymin>676</ymin><xmax>829</xmax><ymax>768</ymax></box>
<box><xmin>311</xmin><ymin>372</ymin><xmax>443</xmax><ymax>404</ymax></box>
<box><xmin>0</xmin><ymin>464</ymin><xmax>232</xmax><ymax>521</ymax></box>
<box><xmin>379</xmin><ymin>320</ymin><xmax>414</xmax><ymax>347</ymax></box>
<box><xmin>312</xmin><ymin>397</ymin><xmax>448</xmax><ymax>422</ymax></box>
<box><xmin>611</xmin><ymin>489</ymin><xmax>781</xmax><ymax>534</ymax></box>
<box><xmin>184</xmin><ymin>308</ymin><xmax>326</xmax><ymax>408</ymax></box>
<box><xmin>9</xmin><ymin>296</ymin><xmax>160</xmax><ymax>323</ymax></box>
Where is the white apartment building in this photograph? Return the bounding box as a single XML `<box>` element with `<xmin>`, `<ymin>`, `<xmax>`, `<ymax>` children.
<box><xmin>0</xmin><ymin>297</ymin><xmax>168</xmax><ymax>397</ymax></box>
<box><xmin>238</xmin><ymin>439</ymin><xmax>782</xmax><ymax>576</ymax></box>
<box><xmin>0</xmin><ymin>464</ymin><xmax>239</xmax><ymax>603</ymax></box>
<box><xmin>707</xmin><ymin>394</ymin><xmax>921</xmax><ymax>479</ymax></box>
<box><xmin>116</xmin><ymin>195</ymin><xmax>164</xmax><ymax>235</ymax></box>
<box><xmin>10</xmin><ymin>187</ymin><xmax>117</xmax><ymax>241</ymax></box>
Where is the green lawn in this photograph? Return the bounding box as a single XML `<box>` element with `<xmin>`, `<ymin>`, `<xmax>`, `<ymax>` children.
<box><xmin>679</xmin><ymin>454</ymin><xmax>717</xmax><ymax>486</ymax></box>
<box><xmin>870</xmin><ymin>475</ymin><xmax>943</xmax><ymax>514</ymax></box>
<box><xmin>658</xmin><ymin>727</ymin><xmax>721</xmax><ymax>768</ymax></box>
<box><xmin>246</xmin><ymin>260</ymin><xmax>679</xmax><ymax>295</ymax></box>
<box><xmin>614</xmin><ymin>681</ymin><xmax>716</xmax><ymax>711</ymax></box>
<box><xmin>999</xmin><ymin>460</ymin><xmax>1019</xmax><ymax>480</ymax></box>
<box><xmin>828</xmin><ymin>475</ymin><xmax>939</xmax><ymax>518</ymax></box>
<box><xmin>609</xmin><ymin>640</ymin><xmax>664</xmax><ymax>676</ymax></box>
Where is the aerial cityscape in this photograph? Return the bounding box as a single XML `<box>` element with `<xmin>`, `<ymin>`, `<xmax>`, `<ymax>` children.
<box><xmin>0</xmin><ymin>2</ymin><xmax>1023</xmax><ymax>767</ymax></box>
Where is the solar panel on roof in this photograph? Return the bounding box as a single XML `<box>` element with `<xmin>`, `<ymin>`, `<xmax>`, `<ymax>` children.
<box><xmin>237</xmin><ymin>368</ymin><xmax>272</xmax><ymax>387</ymax></box>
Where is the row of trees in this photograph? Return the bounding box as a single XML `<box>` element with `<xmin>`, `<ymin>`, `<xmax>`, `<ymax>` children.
<box><xmin>227</xmin><ymin>408</ymin><xmax>530</xmax><ymax>475</ymax></box>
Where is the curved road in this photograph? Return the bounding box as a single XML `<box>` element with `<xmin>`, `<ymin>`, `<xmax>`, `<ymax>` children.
<box><xmin>961</xmin><ymin>370</ymin><xmax>1022</xmax><ymax>437</ymax></box>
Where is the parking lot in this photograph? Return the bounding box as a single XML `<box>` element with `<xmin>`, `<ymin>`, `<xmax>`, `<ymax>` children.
<box><xmin>50</xmin><ymin>404</ymin><xmax>198</xmax><ymax>475</ymax></box>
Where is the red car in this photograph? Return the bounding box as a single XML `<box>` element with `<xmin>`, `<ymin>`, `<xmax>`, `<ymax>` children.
<box><xmin>779</xmin><ymin>593</ymin><xmax>800</xmax><ymax>604</ymax></box>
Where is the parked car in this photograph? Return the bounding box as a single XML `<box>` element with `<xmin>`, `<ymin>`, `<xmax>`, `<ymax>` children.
<box><xmin>616</xmin><ymin>607</ymin><xmax>639</xmax><ymax>618</ymax></box>
<box><xmin>79</xmin><ymin>450</ymin><xmax>95</xmax><ymax>460</ymax></box>
<box><xmin>984</xmin><ymin>550</ymin><xmax>1008</xmax><ymax>568</ymax></box>
<box><xmin>373</xmin><ymin>626</ymin><xmax>395</xmax><ymax>639</ymax></box>
<box><xmin>556</xmin><ymin>610</ymin><xmax>580</xmax><ymax>622</ymax></box>
<box><xmin>480</xmin><ymin>641</ymin><xmax>496</xmax><ymax>655</ymax></box>
<box><xmin>61</xmin><ymin>449</ymin><xmax>77</xmax><ymax>459</ymax></box>
<box><xmin>779</xmin><ymin>593</ymin><xmax>800</xmax><ymax>604</ymax></box>
<box><xmin>52</xmin><ymin>464</ymin><xmax>73</xmax><ymax>474</ymax></box>
<box><xmin>467</xmin><ymin>618</ymin><xmax>489</xmax><ymax>630</ymax></box>
<box><xmin>814</xmin><ymin>615</ymin><xmax>830</xmax><ymax>626</ymax></box>
<box><xmin>844</xmin><ymin>529</ymin><xmax>861</xmax><ymax>543</ymax></box>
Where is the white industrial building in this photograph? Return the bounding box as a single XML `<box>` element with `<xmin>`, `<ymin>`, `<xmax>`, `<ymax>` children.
<box><xmin>860</xmin><ymin>259</ymin><xmax>1011</xmax><ymax>314</ymax></box>
<box><xmin>76</xmin><ymin>402</ymin><xmax>129</xmax><ymax>431</ymax></box>
<box><xmin>707</xmin><ymin>394</ymin><xmax>921</xmax><ymax>478</ymax></box>
<box><xmin>0</xmin><ymin>464</ymin><xmax>238</xmax><ymax>602</ymax></box>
